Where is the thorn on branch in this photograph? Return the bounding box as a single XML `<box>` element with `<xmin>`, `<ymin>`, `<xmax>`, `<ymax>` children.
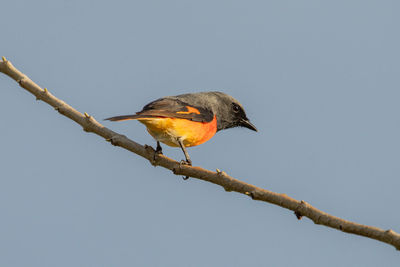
<box><xmin>2</xmin><ymin>56</ymin><xmax>6</xmax><ymax>62</ymax></box>
<box><xmin>84</xmin><ymin>112</ymin><xmax>91</xmax><ymax>119</ymax></box>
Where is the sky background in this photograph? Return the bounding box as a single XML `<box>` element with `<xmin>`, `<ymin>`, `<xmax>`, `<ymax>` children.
<box><xmin>1</xmin><ymin>0</ymin><xmax>400</xmax><ymax>266</ymax></box>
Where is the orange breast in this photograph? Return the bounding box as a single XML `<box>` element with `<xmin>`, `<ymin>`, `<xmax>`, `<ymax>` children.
<box><xmin>138</xmin><ymin>115</ymin><xmax>217</xmax><ymax>147</ymax></box>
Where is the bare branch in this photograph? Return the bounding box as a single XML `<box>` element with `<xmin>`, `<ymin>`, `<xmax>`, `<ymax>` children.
<box><xmin>1</xmin><ymin>58</ymin><xmax>399</xmax><ymax>250</ymax></box>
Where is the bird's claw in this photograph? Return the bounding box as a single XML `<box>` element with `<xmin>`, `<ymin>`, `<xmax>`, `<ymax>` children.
<box><xmin>153</xmin><ymin>148</ymin><xmax>163</xmax><ymax>162</ymax></box>
<box><xmin>180</xmin><ymin>159</ymin><xmax>192</xmax><ymax>166</ymax></box>
<box><xmin>155</xmin><ymin>142</ymin><xmax>163</xmax><ymax>154</ymax></box>
<box><xmin>179</xmin><ymin>160</ymin><xmax>192</xmax><ymax>180</ymax></box>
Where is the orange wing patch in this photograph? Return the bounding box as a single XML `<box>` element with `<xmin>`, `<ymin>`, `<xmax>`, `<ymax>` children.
<box><xmin>176</xmin><ymin>106</ymin><xmax>201</xmax><ymax>115</ymax></box>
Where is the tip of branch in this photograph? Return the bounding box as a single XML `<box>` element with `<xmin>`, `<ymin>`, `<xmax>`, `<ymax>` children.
<box><xmin>1</xmin><ymin>56</ymin><xmax>6</xmax><ymax>62</ymax></box>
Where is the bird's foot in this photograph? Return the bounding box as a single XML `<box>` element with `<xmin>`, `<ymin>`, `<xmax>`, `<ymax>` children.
<box><xmin>155</xmin><ymin>141</ymin><xmax>163</xmax><ymax>154</ymax></box>
<box><xmin>148</xmin><ymin>141</ymin><xmax>163</xmax><ymax>165</ymax></box>
<box><xmin>153</xmin><ymin>147</ymin><xmax>163</xmax><ymax>162</ymax></box>
<box><xmin>179</xmin><ymin>159</ymin><xmax>192</xmax><ymax>180</ymax></box>
<box><xmin>180</xmin><ymin>159</ymin><xmax>192</xmax><ymax>166</ymax></box>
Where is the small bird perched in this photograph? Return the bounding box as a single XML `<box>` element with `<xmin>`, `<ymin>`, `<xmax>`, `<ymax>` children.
<box><xmin>105</xmin><ymin>91</ymin><xmax>257</xmax><ymax>165</ymax></box>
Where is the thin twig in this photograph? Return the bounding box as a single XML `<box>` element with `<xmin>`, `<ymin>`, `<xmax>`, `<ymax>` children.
<box><xmin>1</xmin><ymin>57</ymin><xmax>399</xmax><ymax>250</ymax></box>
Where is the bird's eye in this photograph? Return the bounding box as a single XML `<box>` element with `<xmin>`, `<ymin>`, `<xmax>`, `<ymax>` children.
<box><xmin>232</xmin><ymin>104</ymin><xmax>240</xmax><ymax>113</ymax></box>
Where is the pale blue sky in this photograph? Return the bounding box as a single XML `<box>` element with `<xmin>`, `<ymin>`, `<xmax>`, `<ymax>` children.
<box><xmin>1</xmin><ymin>1</ymin><xmax>400</xmax><ymax>266</ymax></box>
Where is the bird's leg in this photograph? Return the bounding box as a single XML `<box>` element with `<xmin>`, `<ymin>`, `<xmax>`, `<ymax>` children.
<box><xmin>177</xmin><ymin>139</ymin><xmax>192</xmax><ymax>166</ymax></box>
<box><xmin>155</xmin><ymin>141</ymin><xmax>163</xmax><ymax>154</ymax></box>
<box><xmin>177</xmin><ymin>139</ymin><xmax>191</xmax><ymax>180</ymax></box>
<box><xmin>153</xmin><ymin>141</ymin><xmax>163</xmax><ymax>162</ymax></box>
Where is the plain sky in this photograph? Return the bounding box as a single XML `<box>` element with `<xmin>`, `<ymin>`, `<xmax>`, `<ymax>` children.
<box><xmin>1</xmin><ymin>0</ymin><xmax>400</xmax><ymax>266</ymax></box>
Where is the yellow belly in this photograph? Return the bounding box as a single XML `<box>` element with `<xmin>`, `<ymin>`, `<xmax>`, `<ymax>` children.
<box><xmin>138</xmin><ymin>116</ymin><xmax>217</xmax><ymax>147</ymax></box>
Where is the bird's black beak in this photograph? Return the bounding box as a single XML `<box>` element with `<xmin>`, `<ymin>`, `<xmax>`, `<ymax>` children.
<box><xmin>240</xmin><ymin>119</ymin><xmax>258</xmax><ymax>132</ymax></box>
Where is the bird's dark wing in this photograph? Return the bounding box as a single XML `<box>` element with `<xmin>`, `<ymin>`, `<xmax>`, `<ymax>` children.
<box><xmin>105</xmin><ymin>98</ymin><xmax>214</xmax><ymax>122</ymax></box>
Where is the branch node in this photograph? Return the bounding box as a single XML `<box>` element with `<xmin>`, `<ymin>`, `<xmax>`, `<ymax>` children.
<box><xmin>223</xmin><ymin>187</ymin><xmax>232</xmax><ymax>192</ymax></box>
<box><xmin>384</xmin><ymin>229</ymin><xmax>396</xmax><ymax>243</ymax></box>
<box><xmin>294</xmin><ymin>211</ymin><xmax>303</xmax><ymax>220</ymax></box>
<box><xmin>108</xmin><ymin>135</ymin><xmax>125</xmax><ymax>146</ymax></box>
<box><xmin>245</xmin><ymin>191</ymin><xmax>255</xmax><ymax>199</ymax></box>
<box><xmin>54</xmin><ymin>106</ymin><xmax>66</xmax><ymax>115</ymax></box>
<box><xmin>144</xmin><ymin>144</ymin><xmax>158</xmax><ymax>166</ymax></box>
<box><xmin>37</xmin><ymin>88</ymin><xmax>49</xmax><ymax>101</ymax></box>
<box><xmin>17</xmin><ymin>77</ymin><xmax>27</xmax><ymax>87</ymax></box>
<box><xmin>82</xmin><ymin>113</ymin><xmax>95</xmax><ymax>132</ymax></box>
<box><xmin>216</xmin><ymin>169</ymin><xmax>227</xmax><ymax>177</ymax></box>
<box><xmin>294</xmin><ymin>200</ymin><xmax>308</xmax><ymax>220</ymax></box>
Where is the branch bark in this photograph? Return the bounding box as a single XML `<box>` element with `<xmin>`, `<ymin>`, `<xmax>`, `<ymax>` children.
<box><xmin>1</xmin><ymin>57</ymin><xmax>399</xmax><ymax>250</ymax></box>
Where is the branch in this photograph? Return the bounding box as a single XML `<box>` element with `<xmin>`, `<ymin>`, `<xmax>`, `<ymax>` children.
<box><xmin>1</xmin><ymin>57</ymin><xmax>399</xmax><ymax>250</ymax></box>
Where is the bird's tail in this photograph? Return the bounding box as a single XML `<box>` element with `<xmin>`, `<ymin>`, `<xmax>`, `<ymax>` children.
<box><xmin>104</xmin><ymin>114</ymin><xmax>160</xmax><ymax>121</ymax></box>
<box><xmin>104</xmin><ymin>115</ymin><xmax>141</xmax><ymax>121</ymax></box>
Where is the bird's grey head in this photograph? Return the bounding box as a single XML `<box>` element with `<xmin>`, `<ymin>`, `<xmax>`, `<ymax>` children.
<box><xmin>176</xmin><ymin>91</ymin><xmax>257</xmax><ymax>132</ymax></box>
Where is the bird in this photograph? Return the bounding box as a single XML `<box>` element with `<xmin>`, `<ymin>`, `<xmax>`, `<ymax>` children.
<box><xmin>105</xmin><ymin>91</ymin><xmax>257</xmax><ymax>166</ymax></box>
